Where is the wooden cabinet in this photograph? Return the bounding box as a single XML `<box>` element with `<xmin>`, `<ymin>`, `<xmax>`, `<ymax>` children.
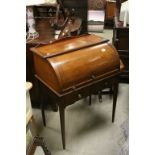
<box><xmin>113</xmin><ymin>23</ymin><xmax>129</xmax><ymax>83</ymax></box>
<box><xmin>105</xmin><ymin>0</ymin><xmax>116</xmax><ymax>27</ymax></box>
<box><xmin>105</xmin><ymin>0</ymin><xmax>116</xmax><ymax>20</ymax></box>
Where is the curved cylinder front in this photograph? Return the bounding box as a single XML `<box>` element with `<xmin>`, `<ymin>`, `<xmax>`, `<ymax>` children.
<box><xmin>47</xmin><ymin>43</ymin><xmax>120</xmax><ymax>93</ymax></box>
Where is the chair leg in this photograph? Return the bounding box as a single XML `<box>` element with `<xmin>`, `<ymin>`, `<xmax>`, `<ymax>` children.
<box><xmin>112</xmin><ymin>82</ymin><xmax>119</xmax><ymax>123</ymax></box>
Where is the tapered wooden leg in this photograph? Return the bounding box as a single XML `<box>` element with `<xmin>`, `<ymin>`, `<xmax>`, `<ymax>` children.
<box><xmin>38</xmin><ymin>80</ymin><xmax>46</xmax><ymax>126</ymax></box>
<box><xmin>112</xmin><ymin>81</ymin><xmax>119</xmax><ymax>123</ymax></box>
<box><xmin>98</xmin><ymin>91</ymin><xmax>102</xmax><ymax>103</ymax></box>
<box><xmin>109</xmin><ymin>87</ymin><xmax>113</xmax><ymax>98</ymax></box>
<box><xmin>89</xmin><ymin>94</ymin><xmax>92</xmax><ymax>105</ymax></box>
<box><xmin>41</xmin><ymin>99</ymin><xmax>46</xmax><ymax>126</ymax></box>
<box><xmin>110</xmin><ymin>87</ymin><xmax>113</xmax><ymax>94</ymax></box>
<box><xmin>59</xmin><ymin>105</ymin><xmax>66</xmax><ymax>149</ymax></box>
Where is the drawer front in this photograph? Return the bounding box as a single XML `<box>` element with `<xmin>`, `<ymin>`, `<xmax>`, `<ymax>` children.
<box><xmin>64</xmin><ymin>87</ymin><xmax>91</xmax><ymax>106</ymax></box>
<box><xmin>63</xmin><ymin>76</ymin><xmax>117</xmax><ymax>106</ymax></box>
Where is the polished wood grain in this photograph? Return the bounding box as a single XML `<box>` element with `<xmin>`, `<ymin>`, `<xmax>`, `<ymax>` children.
<box><xmin>31</xmin><ymin>34</ymin><xmax>105</xmax><ymax>57</ymax></box>
<box><xmin>31</xmin><ymin>34</ymin><xmax>120</xmax><ymax>94</ymax></box>
<box><xmin>105</xmin><ymin>0</ymin><xmax>116</xmax><ymax>20</ymax></box>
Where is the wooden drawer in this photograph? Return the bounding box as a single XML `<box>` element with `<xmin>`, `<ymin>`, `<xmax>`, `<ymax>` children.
<box><xmin>63</xmin><ymin>86</ymin><xmax>91</xmax><ymax>106</ymax></box>
<box><xmin>63</xmin><ymin>76</ymin><xmax>116</xmax><ymax>106</ymax></box>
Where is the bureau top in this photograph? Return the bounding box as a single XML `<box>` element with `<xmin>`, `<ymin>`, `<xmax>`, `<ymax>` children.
<box><xmin>31</xmin><ymin>34</ymin><xmax>109</xmax><ymax>58</ymax></box>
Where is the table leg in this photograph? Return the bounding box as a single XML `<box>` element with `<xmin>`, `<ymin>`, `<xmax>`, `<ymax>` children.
<box><xmin>112</xmin><ymin>81</ymin><xmax>119</xmax><ymax>123</ymax></box>
<box><xmin>98</xmin><ymin>91</ymin><xmax>102</xmax><ymax>103</ymax></box>
<box><xmin>59</xmin><ymin>105</ymin><xmax>66</xmax><ymax>149</ymax></box>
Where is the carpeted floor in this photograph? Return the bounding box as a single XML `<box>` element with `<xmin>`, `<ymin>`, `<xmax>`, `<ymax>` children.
<box><xmin>33</xmin><ymin>83</ymin><xmax>129</xmax><ymax>155</ymax></box>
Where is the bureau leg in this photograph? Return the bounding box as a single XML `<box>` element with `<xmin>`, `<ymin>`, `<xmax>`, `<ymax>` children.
<box><xmin>89</xmin><ymin>94</ymin><xmax>92</xmax><ymax>105</ymax></box>
<box><xmin>41</xmin><ymin>100</ymin><xmax>46</xmax><ymax>126</ymax></box>
<box><xmin>112</xmin><ymin>82</ymin><xmax>118</xmax><ymax>123</ymax></box>
<box><xmin>59</xmin><ymin>105</ymin><xmax>66</xmax><ymax>149</ymax></box>
<box><xmin>110</xmin><ymin>87</ymin><xmax>113</xmax><ymax>94</ymax></box>
<box><xmin>98</xmin><ymin>91</ymin><xmax>102</xmax><ymax>103</ymax></box>
<box><xmin>38</xmin><ymin>80</ymin><xmax>46</xmax><ymax>126</ymax></box>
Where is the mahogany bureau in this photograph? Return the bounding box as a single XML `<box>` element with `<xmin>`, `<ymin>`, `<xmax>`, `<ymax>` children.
<box><xmin>31</xmin><ymin>34</ymin><xmax>124</xmax><ymax>149</ymax></box>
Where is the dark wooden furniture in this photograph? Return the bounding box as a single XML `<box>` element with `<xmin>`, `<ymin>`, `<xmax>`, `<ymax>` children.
<box><xmin>113</xmin><ymin>22</ymin><xmax>129</xmax><ymax>83</ymax></box>
<box><xmin>62</xmin><ymin>0</ymin><xmax>88</xmax><ymax>34</ymax></box>
<box><xmin>105</xmin><ymin>0</ymin><xmax>116</xmax><ymax>28</ymax></box>
<box><xmin>105</xmin><ymin>0</ymin><xmax>116</xmax><ymax>21</ymax></box>
<box><xmin>31</xmin><ymin>34</ymin><xmax>124</xmax><ymax>149</ymax></box>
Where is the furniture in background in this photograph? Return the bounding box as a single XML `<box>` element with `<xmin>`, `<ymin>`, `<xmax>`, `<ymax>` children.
<box><xmin>31</xmin><ymin>34</ymin><xmax>124</xmax><ymax>149</ymax></box>
<box><xmin>105</xmin><ymin>0</ymin><xmax>116</xmax><ymax>21</ymax></box>
<box><xmin>105</xmin><ymin>0</ymin><xmax>116</xmax><ymax>27</ymax></box>
<box><xmin>26</xmin><ymin>82</ymin><xmax>37</xmax><ymax>150</ymax></box>
<box><xmin>113</xmin><ymin>21</ymin><xmax>129</xmax><ymax>83</ymax></box>
<box><xmin>88</xmin><ymin>0</ymin><xmax>106</xmax><ymax>32</ymax></box>
<box><xmin>62</xmin><ymin>0</ymin><xmax>88</xmax><ymax>34</ymax></box>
